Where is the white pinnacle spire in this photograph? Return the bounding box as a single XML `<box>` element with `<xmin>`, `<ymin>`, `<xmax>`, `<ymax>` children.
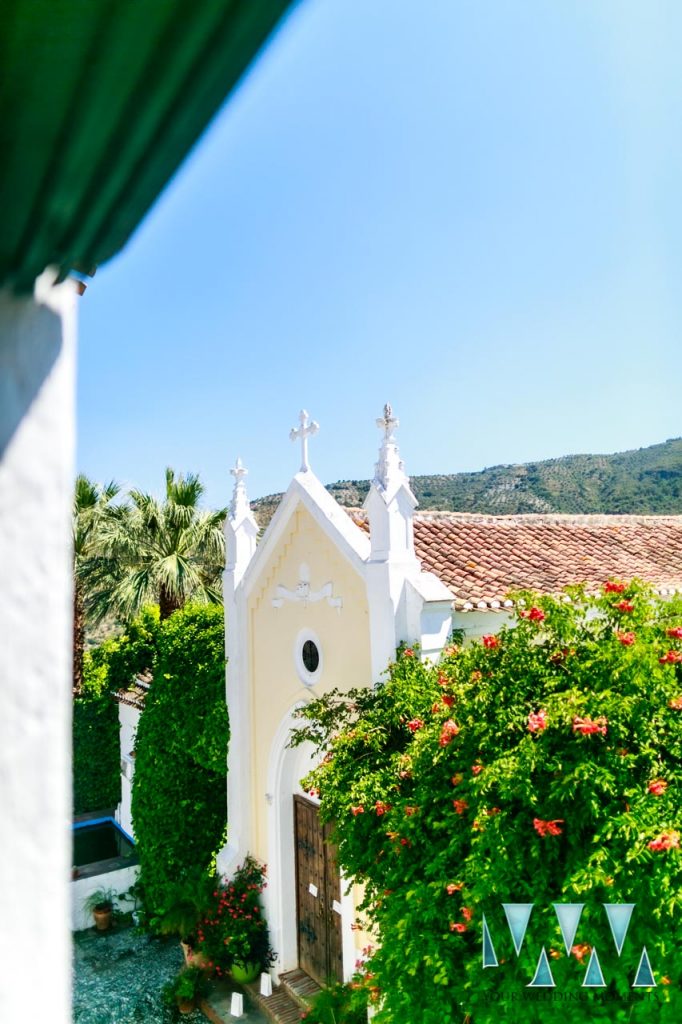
<box><xmin>289</xmin><ymin>409</ymin><xmax>319</xmax><ymax>473</ymax></box>
<box><xmin>373</xmin><ymin>402</ymin><xmax>408</xmax><ymax>494</ymax></box>
<box><xmin>229</xmin><ymin>457</ymin><xmax>251</xmax><ymax>521</ymax></box>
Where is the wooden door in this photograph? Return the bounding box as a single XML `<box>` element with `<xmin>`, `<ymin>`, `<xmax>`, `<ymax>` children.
<box><xmin>294</xmin><ymin>795</ymin><xmax>343</xmax><ymax>984</ymax></box>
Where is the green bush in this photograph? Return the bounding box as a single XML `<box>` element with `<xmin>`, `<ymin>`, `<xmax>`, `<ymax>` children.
<box><xmin>132</xmin><ymin>604</ymin><xmax>228</xmax><ymax>917</ymax></box>
<box><xmin>72</xmin><ymin>606</ymin><xmax>160</xmax><ymax>815</ymax></box>
<box><xmin>302</xmin><ymin>979</ymin><xmax>369</xmax><ymax>1023</ymax></box>
<box><xmin>86</xmin><ymin>605</ymin><xmax>160</xmax><ymax>691</ymax></box>
<box><xmin>294</xmin><ymin>581</ymin><xmax>682</xmax><ymax>1023</ymax></box>
<box><xmin>73</xmin><ymin>693</ymin><xmax>120</xmax><ymax>814</ymax></box>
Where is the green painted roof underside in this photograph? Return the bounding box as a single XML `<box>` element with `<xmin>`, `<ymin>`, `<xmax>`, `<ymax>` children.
<box><xmin>0</xmin><ymin>0</ymin><xmax>294</xmax><ymax>292</ymax></box>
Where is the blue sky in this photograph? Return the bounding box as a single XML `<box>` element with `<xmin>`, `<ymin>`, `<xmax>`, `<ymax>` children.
<box><xmin>77</xmin><ymin>0</ymin><xmax>681</xmax><ymax>508</ymax></box>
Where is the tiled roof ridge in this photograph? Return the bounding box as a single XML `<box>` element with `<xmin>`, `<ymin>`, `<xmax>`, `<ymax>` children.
<box><xmin>345</xmin><ymin>507</ymin><xmax>682</xmax><ymax>525</ymax></box>
<box><xmin>412</xmin><ymin>511</ymin><xmax>682</xmax><ymax>525</ymax></box>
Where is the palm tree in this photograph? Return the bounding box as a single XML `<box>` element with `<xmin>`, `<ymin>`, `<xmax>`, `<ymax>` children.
<box><xmin>72</xmin><ymin>475</ymin><xmax>122</xmax><ymax>695</ymax></box>
<box><xmin>84</xmin><ymin>468</ymin><xmax>227</xmax><ymax>625</ymax></box>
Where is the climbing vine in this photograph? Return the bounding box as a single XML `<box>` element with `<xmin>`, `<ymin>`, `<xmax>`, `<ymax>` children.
<box><xmin>131</xmin><ymin>604</ymin><xmax>228</xmax><ymax>917</ymax></box>
<box><xmin>293</xmin><ymin>581</ymin><xmax>682</xmax><ymax>1024</ymax></box>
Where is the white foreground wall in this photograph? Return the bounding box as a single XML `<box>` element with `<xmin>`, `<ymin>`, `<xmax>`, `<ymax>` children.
<box><xmin>0</xmin><ymin>271</ymin><xmax>77</xmax><ymax>1022</ymax></box>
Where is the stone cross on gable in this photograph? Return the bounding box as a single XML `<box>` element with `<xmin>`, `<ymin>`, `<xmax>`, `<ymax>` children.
<box><xmin>230</xmin><ymin>456</ymin><xmax>250</xmax><ymax>519</ymax></box>
<box><xmin>373</xmin><ymin>401</ymin><xmax>407</xmax><ymax>490</ymax></box>
<box><xmin>290</xmin><ymin>409</ymin><xmax>319</xmax><ymax>472</ymax></box>
<box><xmin>376</xmin><ymin>402</ymin><xmax>399</xmax><ymax>441</ymax></box>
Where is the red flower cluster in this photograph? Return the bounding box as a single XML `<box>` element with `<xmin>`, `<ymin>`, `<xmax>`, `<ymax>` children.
<box><xmin>446</xmin><ymin>882</ymin><xmax>463</xmax><ymax>894</ymax></box>
<box><xmin>527</xmin><ymin>709</ymin><xmax>548</xmax><ymax>733</ymax></box>
<box><xmin>450</xmin><ymin>921</ymin><xmax>467</xmax><ymax>933</ymax></box>
<box><xmin>471</xmin><ymin>762</ymin><xmax>483</xmax><ymax>776</ymax></box>
<box><xmin>660</xmin><ymin>650</ymin><xmax>682</xmax><ymax>665</ymax></box>
<box><xmin>572</xmin><ymin>943</ymin><xmax>592</xmax><ymax>962</ymax></box>
<box><xmin>194</xmin><ymin>857</ymin><xmax>272</xmax><ymax>974</ymax></box>
<box><xmin>452</xmin><ymin>799</ymin><xmax>469</xmax><ymax>815</ymax></box>
<box><xmin>533</xmin><ymin>818</ymin><xmax>564</xmax><ymax>837</ymax></box>
<box><xmin>668</xmin><ymin>696</ymin><xmax>682</xmax><ymax>710</ymax></box>
<box><xmin>615</xmin><ymin>601</ymin><xmax>635</xmax><ymax>613</ymax></box>
<box><xmin>451</xmin><ymin>773</ymin><xmax>463</xmax><ymax>786</ymax></box>
<box><xmin>617</xmin><ymin>631</ymin><xmax>636</xmax><ymax>646</ymax></box>
<box><xmin>351</xmin><ymin>805</ymin><xmax>365</xmax><ymax>816</ymax></box>
<box><xmin>404</xmin><ymin>805</ymin><xmax>418</xmax><ymax>816</ymax></box>
<box><xmin>648</xmin><ymin>831</ymin><xmax>680</xmax><ymax>851</ymax></box>
<box><xmin>482</xmin><ymin>635</ymin><xmax>499</xmax><ymax>649</ymax></box>
<box><xmin>604</xmin><ymin>582</ymin><xmax>626</xmax><ymax>594</ymax></box>
<box><xmin>520</xmin><ymin>606</ymin><xmax>545</xmax><ymax>622</ymax></box>
<box><xmin>403</xmin><ymin>647</ymin><xmax>414</xmax><ymax>658</ymax></box>
<box><xmin>666</xmin><ymin>627</ymin><xmax>682</xmax><ymax>639</ymax></box>
<box><xmin>406</xmin><ymin>718</ymin><xmax>424</xmax><ymax>732</ymax></box>
<box><xmin>374</xmin><ymin>801</ymin><xmax>391</xmax><ymax>816</ymax></box>
<box><xmin>439</xmin><ymin>719</ymin><xmax>460</xmax><ymax>747</ymax></box>
<box><xmin>572</xmin><ymin>716</ymin><xmax>608</xmax><ymax>736</ymax></box>
<box><xmin>648</xmin><ymin>779</ymin><xmax>668</xmax><ymax>796</ymax></box>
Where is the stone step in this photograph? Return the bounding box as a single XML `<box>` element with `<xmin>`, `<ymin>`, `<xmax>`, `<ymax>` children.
<box><xmin>245</xmin><ymin>979</ymin><xmax>304</xmax><ymax>1024</ymax></box>
<box><xmin>278</xmin><ymin>968</ymin><xmax>323</xmax><ymax>1010</ymax></box>
<box><xmin>199</xmin><ymin>977</ymin><xmax>297</xmax><ymax>1024</ymax></box>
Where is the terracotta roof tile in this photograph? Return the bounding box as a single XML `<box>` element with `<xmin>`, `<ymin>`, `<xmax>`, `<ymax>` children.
<box><xmin>347</xmin><ymin>510</ymin><xmax>682</xmax><ymax>607</ymax></box>
<box><xmin>113</xmin><ymin>674</ymin><xmax>151</xmax><ymax>710</ymax></box>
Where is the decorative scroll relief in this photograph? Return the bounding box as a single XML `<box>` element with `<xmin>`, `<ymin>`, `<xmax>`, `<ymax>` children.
<box><xmin>272</xmin><ymin>562</ymin><xmax>343</xmax><ymax>611</ymax></box>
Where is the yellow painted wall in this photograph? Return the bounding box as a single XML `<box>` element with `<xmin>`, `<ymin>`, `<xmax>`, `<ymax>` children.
<box><xmin>247</xmin><ymin>503</ymin><xmax>372</xmax><ymax>861</ymax></box>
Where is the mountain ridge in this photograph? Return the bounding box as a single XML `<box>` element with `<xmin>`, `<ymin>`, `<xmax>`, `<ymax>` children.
<box><xmin>251</xmin><ymin>437</ymin><xmax>682</xmax><ymax>527</ymax></box>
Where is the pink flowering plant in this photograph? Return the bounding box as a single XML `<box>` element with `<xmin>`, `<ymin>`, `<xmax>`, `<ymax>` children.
<box><xmin>193</xmin><ymin>856</ymin><xmax>275</xmax><ymax>977</ymax></box>
<box><xmin>292</xmin><ymin>582</ymin><xmax>682</xmax><ymax>1023</ymax></box>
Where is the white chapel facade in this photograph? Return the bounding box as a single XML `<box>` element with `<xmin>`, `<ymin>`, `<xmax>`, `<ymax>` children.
<box><xmin>217</xmin><ymin>406</ymin><xmax>456</xmax><ymax>983</ymax></box>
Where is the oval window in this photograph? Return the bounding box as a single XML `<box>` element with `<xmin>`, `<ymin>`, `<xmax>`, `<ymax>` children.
<box><xmin>294</xmin><ymin>629</ymin><xmax>323</xmax><ymax>686</ymax></box>
<box><xmin>302</xmin><ymin>639</ymin><xmax>320</xmax><ymax>673</ymax></box>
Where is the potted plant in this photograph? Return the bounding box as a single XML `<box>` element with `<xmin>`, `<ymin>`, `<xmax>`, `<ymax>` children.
<box><xmin>192</xmin><ymin>857</ymin><xmax>275</xmax><ymax>983</ymax></box>
<box><xmin>162</xmin><ymin>966</ymin><xmax>209</xmax><ymax>1015</ymax></box>
<box><xmin>156</xmin><ymin>880</ymin><xmax>211</xmax><ymax>966</ymax></box>
<box><xmin>83</xmin><ymin>887</ymin><xmax>117</xmax><ymax>931</ymax></box>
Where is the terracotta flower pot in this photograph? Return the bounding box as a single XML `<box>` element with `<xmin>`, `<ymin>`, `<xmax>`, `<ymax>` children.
<box><xmin>93</xmin><ymin>907</ymin><xmax>112</xmax><ymax>931</ymax></box>
<box><xmin>188</xmin><ymin>949</ymin><xmax>210</xmax><ymax>970</ymax></box>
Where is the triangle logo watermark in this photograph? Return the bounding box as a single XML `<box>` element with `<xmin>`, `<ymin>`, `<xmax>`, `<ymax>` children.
<box><xmin>582</xmin><ymin>948</ymin><xmax>606</xmax><ymax>988</ymax></box>
<box><xmin>604</xmin><ymin>903</ymin><xmax>635</xmax><ymax>956</ymax></box>
<box><xmin>528</xmin><ymin>947</ymin><xmax>555</xmax><ymax>988</ymax></box>
<box><xmin>553</xmin><ymin>903</ymin><xmax>584</xmax><ymax>956</ymax></box>
<box><xmin>632</xmin><ymin>947</ymin><xmax>656</xmax><ymax>988</ymax></box>
<box><xmin>482</xmin><ymin>914</ymin><xmax>499</xmax><ymax>968</ymax></box>
<box><xmin>502</xmin><ymin>903</ymin><xmax>534</xmax><ymax>956</ymax></box>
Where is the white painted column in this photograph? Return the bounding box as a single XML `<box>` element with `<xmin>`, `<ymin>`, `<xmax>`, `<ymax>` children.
<box><xmin>0</xmin><ymin>270</ymin><xmax>78</xmax><ymax>1023</ymax></box>
<box><xmin>364</xmin><ymin>405</ymin><xmax>420</xmax><ymax>681</ymax></box>
<box><xmin>217</xmin><ymin>459</ymin><xmax>258</xmax><ymax>877</ymax></box>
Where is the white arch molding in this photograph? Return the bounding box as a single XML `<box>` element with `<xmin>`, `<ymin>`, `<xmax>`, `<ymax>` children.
<box><xmin>264</xmin><ymin>704</ymin><xmax>356</xmax><ymax>981</ymax></box>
